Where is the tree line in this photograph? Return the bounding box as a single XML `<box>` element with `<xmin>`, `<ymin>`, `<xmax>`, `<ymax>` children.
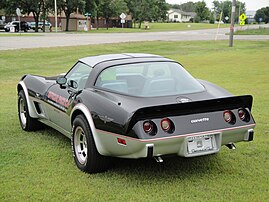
<box><xmin>1</xmin><ymin>0</ymin><xmax>266</xmax><ymax>32</ymax></box>
<box><xmin>0</xmin><ymin>0</ymin><xmax>169</xmax><ymax>31</ymax></box>
<box><xmin>171</xmin><ymin>1</ymin><xmax>247</xmax><ymax>24</ymax></box>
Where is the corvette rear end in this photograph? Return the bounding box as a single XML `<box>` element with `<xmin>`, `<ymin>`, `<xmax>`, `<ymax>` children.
<box><xmin>94</xmin><ymin>95</ymin><xmax>255</xmax><ymax>159</ymax></box>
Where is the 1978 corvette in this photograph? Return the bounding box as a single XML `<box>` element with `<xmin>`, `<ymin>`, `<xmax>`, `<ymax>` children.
<box><xmin>17</xmin><ymin>53</ymin><xmax>256</xmax><ymax>173</ymax></box>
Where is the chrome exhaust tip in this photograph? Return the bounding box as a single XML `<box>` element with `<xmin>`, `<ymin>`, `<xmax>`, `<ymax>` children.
<box><xmin>226</xmin><ymin>143</ymin><xmax>236</xmax><ymax>150</ymax></box>
<box><xmin>154</xmin><ymin>156</ymin><xmax>164</xmax><ymax>163</ymax></box>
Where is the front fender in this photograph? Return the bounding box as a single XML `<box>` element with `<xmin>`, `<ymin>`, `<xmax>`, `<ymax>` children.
<box><xmin>17</xmin><ymin>80</ymin><xmax>39</xmax><ymax>118</ymax></box>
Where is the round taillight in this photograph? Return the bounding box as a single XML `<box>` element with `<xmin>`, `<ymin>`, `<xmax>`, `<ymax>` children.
<box><xmin>143</xmin><ymin>121</ymin><xmax>153</xmax><ymax>133</ymax></box>
<box><xmin>223</xmin><ymin>110</ymin><xmax>235</xmax><ymax>124</ymax></box>
<box><xmin>161</xmin><ymin>118</ymin><xmax>171</xmax><ymax>132</ymax></box>
<box><xmin>238</xmin><ymin>109</ymin><xmax>246</xmax><ymax>120</ymax></box>
<box><xmin>238</xmin><ymin>108</ymin><xmax>250</xmax><ymax>122</ymax></box>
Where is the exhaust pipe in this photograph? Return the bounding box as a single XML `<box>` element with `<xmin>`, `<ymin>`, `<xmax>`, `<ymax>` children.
<box><xmin>226</xmin><ymin>143</ymin><xmax>236</xmax><ymax>150</ymax></box>
<box><xmin>154</xmin><ymin>156</ymin><xmax>163</xmax><ymax>163</ymax></box>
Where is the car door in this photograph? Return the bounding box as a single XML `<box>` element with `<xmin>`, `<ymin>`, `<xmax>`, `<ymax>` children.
<box><xmin>45</xmin><ymin>62</ymin><xmax>92</xmax><ymax>132</ymax></box>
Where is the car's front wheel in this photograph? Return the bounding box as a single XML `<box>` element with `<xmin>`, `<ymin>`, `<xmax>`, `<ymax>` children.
<box><xmin>72</xmin><ymin>115</ymin><xmax>110</xmax><ymax>173</ymax></box>
<box><xmin>18</xmin><ymin>90</ymin><xmax>41</xmax><ymax>131</ymax></box>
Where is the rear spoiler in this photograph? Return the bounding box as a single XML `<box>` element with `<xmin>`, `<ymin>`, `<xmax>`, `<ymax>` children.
<box><xmin>126</xmin><ymin>95</ymin><xmax>253</xmax><ymax>132</ymax></box>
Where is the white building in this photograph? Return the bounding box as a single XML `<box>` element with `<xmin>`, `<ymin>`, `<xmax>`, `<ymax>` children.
<box><xmin>167</xmin><ymin>9</ymin><xmax>196</xmax><ymax>22</ymax></box>
<box><xmin>246</xmin><ymin>10</ymin><xmax>256</xmax><ymax>23</ymax></box>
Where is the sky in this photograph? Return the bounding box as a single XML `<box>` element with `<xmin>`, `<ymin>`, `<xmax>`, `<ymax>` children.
<box><xmin>166</xmin><ymin>0</ymin><xmax>269</xmax><ymax>11</ymax></box>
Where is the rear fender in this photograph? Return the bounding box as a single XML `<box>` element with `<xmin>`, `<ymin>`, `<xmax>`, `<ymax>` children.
<box><xmin>70</xmin><ymin>103</ymin><xmax>107</xmax><ymax>155</ymax></box>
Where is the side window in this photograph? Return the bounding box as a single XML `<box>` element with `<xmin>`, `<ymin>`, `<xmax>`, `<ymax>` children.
<box><xmin>65</xmin><ymin>62</ymin><xmax>92</xmax><ymax>90</ymax></box>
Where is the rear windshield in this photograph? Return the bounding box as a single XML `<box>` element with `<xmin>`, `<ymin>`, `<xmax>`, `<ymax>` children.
<box><xmin>95</xmin><ymin>61</ymin><xmax>204</xmax><ymax>97</ymax></box>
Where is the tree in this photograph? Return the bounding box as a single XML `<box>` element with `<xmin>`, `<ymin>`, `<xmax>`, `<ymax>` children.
<box><xmin>125</xmin><ymin>0</ymin><xmax>141</xmax><ymax>28</ymax></box>
<box><xmin>212</xmin><ymin>0</ymin><xmax>246</xmax><ymax>23</ymax></box>
<box><xmin>99</xmin><ymin>0</ymin><xmax>127</xmax><ymax>30</ymax></box>
<box><xmin>58</xmin><ymin>0</ymin><xmax>85</xmax><ymax>31</ymax></box>
<box><xmin>179</xmin><ymin>1</ymin><xmax>196</xmax><ymax>12</ymax></box>
<box><xmin>153</xmin><ymin>0</ymin><xmax>169</xmax><ymax>22</ymax></box>
<box><xmin>2</xmin><ymin>0</ymin><xmax>44</xmax><ymax>32</ymax></box>
<box><xmin>255</xmin><ymin>7</ymin><xmax>269</xmax><ymax>23</ymax></box>
<box><xmin>195</xmin><ymin>1</ymin><xmax>210</xmax><ymax>22</ymax></box>
<box><xmin>125</xmin><ymin>0</ymin><xmax>168</xmax><ymax>28</ymax></box>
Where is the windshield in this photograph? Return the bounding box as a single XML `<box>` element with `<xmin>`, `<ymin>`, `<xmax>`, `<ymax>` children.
<box><xmin>95</xmin><ymin>61</ymin><xmax>205</xmax><ymax>97</ymax></box>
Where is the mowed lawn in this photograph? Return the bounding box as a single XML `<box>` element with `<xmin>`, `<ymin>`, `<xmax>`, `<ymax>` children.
<box><xmin>88</xmin><ymin>22</ymin><xmax>229</xmax><ymax>33</ymax></box>
<box><xmin>0</xmin><ymin>40</ymin><xmax>269</xmax><ymax>201</ymax></box>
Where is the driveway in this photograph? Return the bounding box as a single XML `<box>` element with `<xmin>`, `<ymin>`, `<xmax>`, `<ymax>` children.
<box><xmin>0</xmin><ymin>25</ymin><xmax>269</xmax><ymax>50</ymax></box>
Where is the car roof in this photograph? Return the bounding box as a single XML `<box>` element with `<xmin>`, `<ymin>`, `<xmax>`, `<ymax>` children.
<box><xmin>79</xmin><ymin>53</ymin><xmax>164</xmax><ymax>67</ymax></box>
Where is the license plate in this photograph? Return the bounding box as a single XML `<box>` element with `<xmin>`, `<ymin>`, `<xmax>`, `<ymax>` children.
<box><xmin>187</xmin><ymin>134</ymin><xmax>215</xmax><ymax>154</ymax></box>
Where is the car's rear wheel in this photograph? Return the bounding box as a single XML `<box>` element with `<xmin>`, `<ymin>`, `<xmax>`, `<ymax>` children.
<box><xmin>18</xmin><ymin>90</ymin><xmax>41</xmax><ymax>131</ymax></box>
<box><xmin>72</xmin><ymin>115</ymin><xmax>110</xmax><ymax>173</ymax></box>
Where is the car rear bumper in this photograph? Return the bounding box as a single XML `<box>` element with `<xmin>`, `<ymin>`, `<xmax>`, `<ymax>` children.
<box><xmin>95</xmin><ymin>124</ymin><xmax>255</xmax><ymax>158</ymax></box>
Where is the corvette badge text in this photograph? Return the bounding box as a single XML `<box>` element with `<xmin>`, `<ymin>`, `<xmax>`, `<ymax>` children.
<box><xmin>190</xmin><ymin>118</ymin><xmax>209</xmax><ymax>124</ymax></box>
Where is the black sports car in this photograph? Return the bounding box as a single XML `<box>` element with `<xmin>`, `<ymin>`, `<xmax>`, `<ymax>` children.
<box><xmin>17</xmin><ymin>53</ymin><xmax>256</xmax><ymax>173</ymax></box>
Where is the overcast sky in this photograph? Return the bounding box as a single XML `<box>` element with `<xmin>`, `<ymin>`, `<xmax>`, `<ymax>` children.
<box><xmin>166</xmin><ymin>0</ymin><xmax>269</xmax><ymax>11</ymax></box>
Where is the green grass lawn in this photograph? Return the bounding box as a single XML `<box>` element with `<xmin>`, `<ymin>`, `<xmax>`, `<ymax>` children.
<box><xmin>86</xmin><ymin>22</ymin><xmax>229</xmax><ymax>33</ymax></box>
<box><xmin>0</xmin><ymin>40</ymin><xmax>269</xmax><ymax>201</ymax></box>
<box><xmin>235</xmin><ymin>27</ymin><xmax>269</xmax><ymax>35</ymax></box>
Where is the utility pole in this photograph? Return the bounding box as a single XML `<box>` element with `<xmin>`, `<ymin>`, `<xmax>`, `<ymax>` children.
<box><xmin>238</xmin><ymin>2</ymin><xmax>241</xmax><ymax>24</ymax></box>
<box><xmin>229</xmin><ymin>0</ymin><xmax>236</xmax><ymax>47</ymax></box>
<box><xmin>54</xmin><ymin>0</ymin><xmax>58</xmax><ymax>32</ymax></box>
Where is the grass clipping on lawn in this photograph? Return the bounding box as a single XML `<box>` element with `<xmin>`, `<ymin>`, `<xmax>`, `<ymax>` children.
<box><xmin>0</xmin><ymin>40</ymin><xmax>269</xmax><ymax>201</ymax></box>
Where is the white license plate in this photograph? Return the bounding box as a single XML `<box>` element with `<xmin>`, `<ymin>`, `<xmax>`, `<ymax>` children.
<box><xmin>187</xmin><ymin>134</ymin><xmax>215</xmax><ymax>154</ymax></box>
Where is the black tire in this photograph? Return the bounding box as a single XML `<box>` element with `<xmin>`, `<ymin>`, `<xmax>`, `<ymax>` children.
<box><xmin>72</xmin><ymin>115</ymin><xmax>110</xmax><ymax>173</ymax></box>
<box><xmin>18</xmin><ymin>90</ymin><xmax>41</xmax><ymax>131</ymax></box>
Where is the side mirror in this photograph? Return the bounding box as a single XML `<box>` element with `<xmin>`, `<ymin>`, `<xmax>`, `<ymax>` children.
<box><xmin>56</xmin><ymin>76</ymin><xmax>67</xmax><ymax>86</ymax></box>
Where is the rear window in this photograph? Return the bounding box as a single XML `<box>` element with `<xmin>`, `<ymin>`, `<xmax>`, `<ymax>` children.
<box><xmin>95</xmin><ymin>62</ymin><xmax>204</xmax><ymax>97</ymax></box>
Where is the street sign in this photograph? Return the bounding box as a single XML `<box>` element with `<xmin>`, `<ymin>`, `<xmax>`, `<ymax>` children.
<box><xmin>16</xmin><ymin>8</ymin><xmax>21</xmax><ymax>17</ymax></box>
<box><xmin>120</xmin><ymin>13</ymin><xmax>126</xmax><ymax>19</ymax></box>
<box><xmin>85</xmin><ymin>12</ymin><xmax>91</xmax><ymax>17</ymax></box>
<box><xmin>120</xmin><ymin>13</ymin><xmax>126</xmax><ymax>28</ymax></box>
<box><xmin>239</xmin><ymin>13</ymin><xmax>246</xmax><ymax>26</ymax></box>
<box><xmin>239</xmin><ymin>13</ymin><xmax>246</xmax><ymax>21</ymax></box>
<box><xmin>259</xmin><ymin>18</ymin><xmax>263</xmax><ymax>22</ymax></box>
<box><xmin>225</xmin><ymin>16</ymin><xmax>229</xmax><ymax>21</ymax></box>
<box><xmin>240</xmin><ymin>21</ymin><xmax>245</xmax><ymax>25</ymax></box>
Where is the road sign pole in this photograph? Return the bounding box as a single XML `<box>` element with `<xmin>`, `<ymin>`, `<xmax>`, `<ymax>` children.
<box><xmin>16</xmin><ymin>8</ymin><xmax>21</xmax><ymax>32</ymax></box>
<box><xmin>54</xmin><ymin>0</ymin><xmax>58</xmax><ymax>32</ymax></box>
<box><xmin>229</xmin><ymin>0</ymin><xmax>236</xmax><ymax>47</ymax></box>
<box><xmin>120</xmin><ymin>13</ymin><xmax>126</xmax><ymax>29</ymax></box>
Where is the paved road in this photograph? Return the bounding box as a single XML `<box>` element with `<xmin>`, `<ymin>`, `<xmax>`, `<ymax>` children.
<box><xmin>0</xmin><ymin>25</ymin><xmax>269</xmax><ymax>50</ymax></box>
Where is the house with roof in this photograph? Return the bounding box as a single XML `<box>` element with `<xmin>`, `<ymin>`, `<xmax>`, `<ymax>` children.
<box><xmin>167</xmin><ymin>9</ymin><xmax>196</xmax><ymax>22</ymax></box>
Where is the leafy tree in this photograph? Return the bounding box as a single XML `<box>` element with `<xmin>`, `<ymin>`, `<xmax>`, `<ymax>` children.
<box><xmin>195</xmin><ymin>1</ymin><xmax>209</xmax><ymax>22</ymax></box>
<box><xmin>179</xmin><ymin>1</ymin><xmax>196</xmax><ymax>12</ymax></box>
<box><xmin>255</xmin><ymin>7</ymin><xmax>269</xmax><ymax>23</ymax></box>
<box><xmin>125</xmin><ymin>0</ymin><xmax>168</xmax><ymax>28</ymax></box>
<box><xmin>212</xmin><ymin>0</ymin><xmax>246</xmax><ymax>23</ymax></box>
<box><xmin>85</xmin><ymin>0</ymin><xmax>100</xmax><ymax>29</ymax></box>
<box><xmin>58</xmin><ymin>0</ymin><xmax>85</xmax><ymax>31</ymax></box>
<box><xmin>2</xmin><ymin>0</ymin><xmax>44</xmax><ymax>32</ymax></box>
<box><xmin>170</xmin><ymin>4</ymin><xmax>181</xmax><ymax>10</ymax></box>
<box><xmin>170</xmin><ymin>2</ymin><xmax>195</xmax><ymax>12</ymax></box>
<box><xmin>153</xmin><ymin>0</ymin><xmax>169</xmax><ymax>22</ymax></box>
<box><xmin>99</xmin><ymin>0</ymin><xmax>127</xmax><ymax>29</ymax></box>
